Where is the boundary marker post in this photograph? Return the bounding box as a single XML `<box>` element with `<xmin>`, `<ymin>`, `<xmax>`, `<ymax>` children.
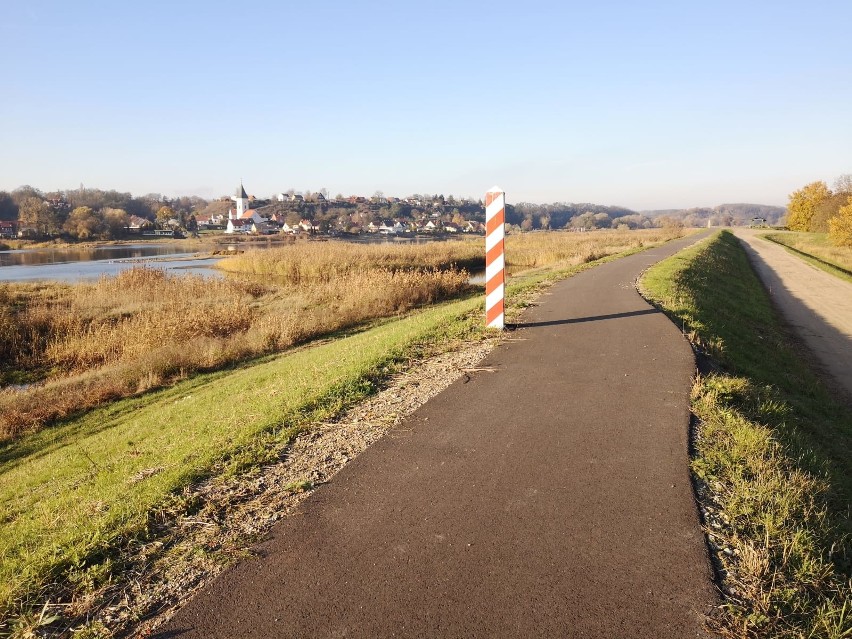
<box><xmin>485</xmin><ymin>186</ymin><xmax>505</xmax><ymax>329</ymax></box>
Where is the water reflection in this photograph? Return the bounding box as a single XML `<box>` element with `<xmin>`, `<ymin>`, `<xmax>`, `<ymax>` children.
<box><xmin>0</xmin><ymin>243</ymin><xmax>224</xmax><ymax>283</ymax></box>
<box><xmin>0</xmin><ymin>243</ymin><xmax>195</xmax><ymax>267</ymax></box>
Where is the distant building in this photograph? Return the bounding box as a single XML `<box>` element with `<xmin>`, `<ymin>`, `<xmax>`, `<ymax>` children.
<box><xmin>226</xmin><ymin>218</ymin><xmax>252</xmax><ymax>234</ymax></box>
<box><xmin>0</xmin><ymin>221</ymin><xmax>17</xmax><ymax>238</ymax></box>
<box><xmin>228</xmin><ymin>181</ymin><xmax>265</xmax><ymax>226</ymax></box>
<box><xmin>127</xmin><ymin>215</ymin><xmax>153</xmax><ymax>230</ymax></box>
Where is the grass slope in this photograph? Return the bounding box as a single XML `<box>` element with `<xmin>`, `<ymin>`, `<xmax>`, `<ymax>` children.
<box><xmin>0</xmin><ymin>296</ymin><xmax>482</xmax><ymax>620</ymax></box>
<box><xmin>640</xmin><ymin>231</ymin><xmax>852</xmax><ymax>638</ymax></box>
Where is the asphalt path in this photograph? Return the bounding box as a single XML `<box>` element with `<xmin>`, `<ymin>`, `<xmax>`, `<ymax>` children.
<box><xmin>158</xmin><ymin>232</ymin><xmax>717</xmax><ymax>638</ymax></box>
<box><xmin>732</xmin><ymin>229</ymin><xmax>852</xmax><ymax>402</ymax></box>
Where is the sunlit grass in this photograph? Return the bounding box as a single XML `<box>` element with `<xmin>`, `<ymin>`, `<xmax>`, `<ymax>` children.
<box><xmin>641</xmin><ymin>231</ymin><xmax>852</xmax><ymax>638</ymax></box>
<box><xmin>0</xmin><ymin>296</ymin><xmax>485</xmax><ymax>623</ymax></box>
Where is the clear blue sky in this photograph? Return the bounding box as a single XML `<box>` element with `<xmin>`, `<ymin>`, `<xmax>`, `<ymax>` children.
<box><xmin>2</xmin><ymin>0</ymin><xmax>850</xmax><ymax>209</ymax></box>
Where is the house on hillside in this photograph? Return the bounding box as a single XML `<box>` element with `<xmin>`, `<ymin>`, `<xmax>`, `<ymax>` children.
<box><xmin>226</xmin><ymin>218</ymin><xmax>252</xmax><ymax>234</ymax></box>
<box><xmin>299</xmin><ymin>219</ymin><xmax>320</xmax><ymax>233</ymax></box>
<box><xmin>0</xmin><ymin>221</ymin><xmax>17</xmax><ymax>238</ymax></box>
<box><xmin>127</xmin><ymin>215</ymin><xmax>153</xmax><ymax>230</ymax></box>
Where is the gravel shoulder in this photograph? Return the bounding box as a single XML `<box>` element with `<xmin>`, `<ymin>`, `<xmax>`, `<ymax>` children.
<box><xmin>732</xmin><ymin>229</ymin><xmax>852</xmax><ymax>402</ymax></box>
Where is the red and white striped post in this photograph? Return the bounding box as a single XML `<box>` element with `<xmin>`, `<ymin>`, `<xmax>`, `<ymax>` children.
<box><xmin>485</xmin><ymin>186</ymin><xmax>505</xmax><ymax>329</ymax></box>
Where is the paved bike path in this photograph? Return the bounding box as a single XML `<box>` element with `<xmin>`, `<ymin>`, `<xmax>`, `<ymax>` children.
<box><xmin>160</xmin><ymin>233</ymin><xmax>716</xmax><ymax>638</ymax></box>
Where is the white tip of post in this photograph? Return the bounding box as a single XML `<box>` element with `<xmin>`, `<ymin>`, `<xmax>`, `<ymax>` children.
<box><xmin>487</xmin><ymin>185</ymin><xmax>503</xmax><ymax>194</ymax></box>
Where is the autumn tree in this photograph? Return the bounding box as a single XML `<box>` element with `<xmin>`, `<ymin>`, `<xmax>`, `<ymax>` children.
<box><xmin>156</xmin><ymin>205</ymin><xmax>177</xmax><ymax>227</ymax></box>
<box><xmin>811</xmin><ymin>193</ymin><xmax>847</xmax><ymax>232</ymax></box>
<box><xmin>63</xmin><ymin>206</ymin><xmax>104</xmax><ymax>239</ymax></box>
<box><xmin>17</xmin><ymin>197</ymin><xmax>55</xmax><ymax>235</ymax></box>
<box><xmin>828</xmin><ymin>196</ymin><xmax>852</xmax><ymax>247</ymax></box>
<box><xmin>786</xmin><ymin>181</ymin><xmax>831</xmax><ymax>231</ymax></box>
<box><xmin>102</xmin><ymin>208</ymin><xmax>130</xmax><ymax>238</ymax></box>
<box><xmin>833</xmin><ymin>174</ymin><xmax>852</xmax><ymax>195</ymax></box>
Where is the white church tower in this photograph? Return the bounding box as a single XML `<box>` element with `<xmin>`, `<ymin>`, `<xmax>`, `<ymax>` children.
<box><xmin>230</xmin><ymin>181</ymin><xmax>250</xmax><ymax>220</ymax></box>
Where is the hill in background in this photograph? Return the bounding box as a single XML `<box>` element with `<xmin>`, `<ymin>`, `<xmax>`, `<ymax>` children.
<box><xmin>641</xmin><ymin>203</ymin><xmax>786</xmax><ymax>227</ymax></box>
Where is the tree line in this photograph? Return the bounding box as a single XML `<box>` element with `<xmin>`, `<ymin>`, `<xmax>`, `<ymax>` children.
<box><xmin>0</xmin><ymin>186</ymin><xmax>208</xmax><ymax>240</ymax></box>
<box><xmin>786</xmin><ymin>174</ymin><xmax>852</xmax><ymax>246</ymax></box>
<box><xmin>506</xmin><ymin>202</ymin><xmax>785</xmax><ymax>231</ymax></box>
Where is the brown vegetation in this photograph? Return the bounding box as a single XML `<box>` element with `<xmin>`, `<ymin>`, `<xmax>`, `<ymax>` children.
<box><xmin>0</xmin><ymin>245</ymin><xmax>473</xmax><ymax>440</ymax></box>
<box><xmin>216</xmin><ymin>238</ymin><xmax>484</xmax><ymax>279</ymax></box>
<box><xmin>504</xmin><ymin>228</ymin><xmax>684</xmax><ymax>271</ymax></box>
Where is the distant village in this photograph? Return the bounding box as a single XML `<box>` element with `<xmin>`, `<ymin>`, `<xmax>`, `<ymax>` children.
<box><xmin>0</xmin><ymin>180</ymin><xmax>787</xmax><ymax>242</ymax></box>
<box><xmin>194</xmin><ymin>183</ymin><xmax>486</xmax><ymax>237</ymax></box>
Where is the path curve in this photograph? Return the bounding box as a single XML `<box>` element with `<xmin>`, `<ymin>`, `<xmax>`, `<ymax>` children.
<box><xmin>732</xmin><ymin>229</ymin><xmax>852</xmax><ymax>401</ymax></box>
<box><xmin>158</xmin><ymin>233</ymin><xmax>717</xmax><ymax>638</ymax></box>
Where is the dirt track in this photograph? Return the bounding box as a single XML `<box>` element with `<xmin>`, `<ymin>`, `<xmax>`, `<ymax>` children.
<box><xmin>157</xmin><ymin>233</ymin><xmax>717</xmax><ymax>638</ymax></box>
<box><xmin>733</xmin><ymin>230</ymin><xmax>852</xmax><ymax>402</ymax></box>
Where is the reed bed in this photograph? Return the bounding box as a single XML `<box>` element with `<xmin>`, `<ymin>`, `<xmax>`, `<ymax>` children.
<box><xmin>217</xmin><ymin>239</ymin><xmax>484</xmax><ymax>281</ymax></box>
<box><xmin>0</xmin><ymin>262</ymin><xmax>469</xmax><ymax>440</ymax></box>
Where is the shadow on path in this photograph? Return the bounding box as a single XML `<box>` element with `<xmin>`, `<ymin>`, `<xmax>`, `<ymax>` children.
<box><xmin>513</xmin><ymin>308</ymin><xmax>660</xmax><ymax>329</ymax></box>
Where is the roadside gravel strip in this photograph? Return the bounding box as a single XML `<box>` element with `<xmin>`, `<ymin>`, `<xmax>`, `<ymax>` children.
<box><xmin>733</xmin><ymin>229</ymin><xmax>852</xmax><ymax>402</ymax></box>
<box><xmin>159</xmin><ymin>232</ymin><xmax>716</xmax><ymax>638</ymax></box>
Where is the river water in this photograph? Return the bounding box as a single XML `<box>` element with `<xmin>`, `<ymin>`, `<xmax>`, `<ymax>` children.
<box><xmin>0</xmin><ymin>237</ymin><xmax>482</xmax><ymax>284</ymax></box>
<box><xmin>0</xmin><ymin>244</ymin><xmax>224</xmax><ymax>282</ymax></box>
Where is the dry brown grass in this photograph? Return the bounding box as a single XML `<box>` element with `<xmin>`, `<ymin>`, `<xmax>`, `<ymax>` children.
<box><xmin>0</xmin><ymin>259</ymin><xmax>469</xmax><ymax>440</ymax></box>
<box><xmin>217</xmin><ymin>239</ymin><xmax>484</xmax><ymax>281</ymax></box>
<box><xmin>504</xmin><ymin>228</ymin><xmax>684</xmax><ymax>271</ymax></box>
<box><xmin>764</xmin><ymin>232</ymin><xmax>852</xmax><ymax>276</ymax></box>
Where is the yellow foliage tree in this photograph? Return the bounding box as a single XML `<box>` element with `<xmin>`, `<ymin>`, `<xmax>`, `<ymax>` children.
<box><xmin>786</xmin><ymin>181</ymin><xmax>831</xmax><ymax>231</ymax></box>
<box><xmin>828</xmin><ymin>195</ymin><xmax>852</xmax><ymax>247</ymax></box>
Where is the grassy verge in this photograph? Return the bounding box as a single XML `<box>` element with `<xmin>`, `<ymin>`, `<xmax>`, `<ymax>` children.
<box><xmin>640</xmin><ymin>231</ymin><xmax>852</xmax><ymax>638</ymax></box>
<box><xmin>763</xmin><ymin>232</ymin><xmax>852</xmax><ymax>284</ymax></box>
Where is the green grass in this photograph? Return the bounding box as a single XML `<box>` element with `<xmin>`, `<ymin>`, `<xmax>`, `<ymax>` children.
<box><xmin>763</xmin><ymin>232</ymin><xmax>852</xmax><ymax>284</ymax></box>
<box><xmin>0</xmin><ymin>295</ymin><xmax>483</xmax><ymax>621</ymax></box>
<box><xmin>640</xmin><ymin>231</ymin><xmax>852</xmax><ymax>638</ymax></box>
